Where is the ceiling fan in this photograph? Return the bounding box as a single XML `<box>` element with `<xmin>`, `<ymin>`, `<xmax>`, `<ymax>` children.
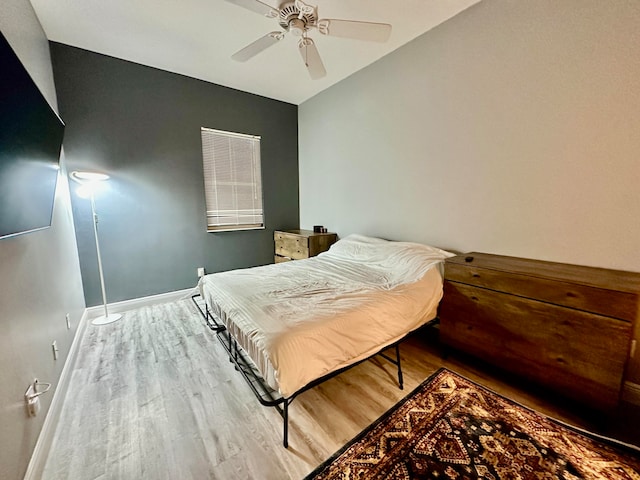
<box><xmin>225</xmin><ymin>0</ymin><xmax>392</xmax><ymax>79</ymax></box>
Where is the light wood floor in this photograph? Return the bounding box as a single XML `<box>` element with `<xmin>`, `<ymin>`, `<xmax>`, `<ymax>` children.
<box><xmin>41</xmin><ymin>298</ymin><xmax>640</xmax><ymax>479</ymax></box>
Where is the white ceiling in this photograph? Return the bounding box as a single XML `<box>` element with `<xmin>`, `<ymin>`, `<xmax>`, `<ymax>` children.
<box><xmin>31</xmin><ymin>0</ymin><xmax>480</xmax><ymax>105</ymax></box>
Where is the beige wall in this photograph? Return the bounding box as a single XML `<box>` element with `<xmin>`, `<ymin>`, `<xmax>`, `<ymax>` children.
<box><xmin>299</xmin><ymin>1</ymin><xmax>640</xmax><ymax>380</ymax></box>
<box><xmin>0</xmin><ymin>2</ymin><xmax>86</xmax><ymax>479</ymax></box>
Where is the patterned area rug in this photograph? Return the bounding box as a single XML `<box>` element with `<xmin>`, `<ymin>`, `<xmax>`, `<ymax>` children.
<box><xmin>305</xmin><ymin>368</ymin><xmax>640</xmax><ymax>479</ymax></box>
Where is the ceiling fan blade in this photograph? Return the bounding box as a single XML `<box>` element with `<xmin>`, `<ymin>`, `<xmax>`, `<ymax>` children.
<box><xmin>316</xmin><ymin>19</ymin><xmax>392</xmax><ymax>42</ymax></box>
<box><xmin>298</xmin><ymin>37</ymin><xmax>326</xmax><ymax>80</ymax></box>
<box><xmin>225</xmin><ymin>0</ymin><xmax>278</xmax><ymax>18</ymax></box>
<box><xmin>232</xmin><ymin>32</ymin><xmax>284</xmax><ymax>62</ymax></box>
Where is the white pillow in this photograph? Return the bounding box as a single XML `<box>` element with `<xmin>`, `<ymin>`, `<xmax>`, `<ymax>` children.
<box><xmin>322</xmin><ymin>234</ymin><xmax>454</xmax><ymax>284</ymax></box>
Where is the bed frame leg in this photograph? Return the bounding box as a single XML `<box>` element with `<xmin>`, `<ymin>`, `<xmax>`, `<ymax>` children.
<box><xmin>191</xmin><ymin>293</ymin><xmax>225</xmax><ymax>332</ymax></box>
<box><xmin>283</xmin><ymin>400</ymin><xmax>289</xmax><ymax>448</ymax></box>
<box><xmin>231</xmin><ymin>338</ymin><xmax>238</xmax><ymax>366</ymax></box>
<box><xmin>395</xmin><ymin>344</ymin><xmax>404</xmax><ymax>390</ymax></box>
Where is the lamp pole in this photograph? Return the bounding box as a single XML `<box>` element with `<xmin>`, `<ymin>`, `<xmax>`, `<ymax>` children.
<box><xmin>89</xmin><ymin>191</ymin><xmax>120</xmax><ymax>325</ymax></box>
<box><xmin>70</xmin><ymin>171</ymin><xmax>121</xmax><ymax>326</ymax></box>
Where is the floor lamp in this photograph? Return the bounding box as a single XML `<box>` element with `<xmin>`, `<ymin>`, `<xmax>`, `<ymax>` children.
<box><xmin>70</xmin><ymin>171</ymin><xmax>122</xmax><ymax>326</ymax></box>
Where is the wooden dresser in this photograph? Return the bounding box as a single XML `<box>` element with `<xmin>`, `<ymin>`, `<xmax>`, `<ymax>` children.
<box><xmin>274</xmin><ymin>229</ymin><xmax>337</xmax><ymax>263</ymax></box>
<box><xmin>439</xmin><ymin>252</ymin><xmax>640</xmax><ymax>410</ymax></box>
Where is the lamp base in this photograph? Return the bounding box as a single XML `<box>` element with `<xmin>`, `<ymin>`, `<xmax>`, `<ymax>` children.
<box><xmin>92</xmin><ymin>313</ymin><xmax>122</xmax><ymax>326</ymax></box>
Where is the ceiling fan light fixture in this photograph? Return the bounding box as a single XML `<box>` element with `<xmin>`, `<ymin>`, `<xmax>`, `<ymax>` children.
<box><xmin>289</xmin><ymin>18</ymin><xmax>305</xmax><ymax>36</ymax></box>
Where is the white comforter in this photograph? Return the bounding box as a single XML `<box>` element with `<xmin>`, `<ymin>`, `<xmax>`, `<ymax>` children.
<box><xmin>198</xmin><ymin>234</ymin><xmax>454</xmax><ymax>398</ymax></box>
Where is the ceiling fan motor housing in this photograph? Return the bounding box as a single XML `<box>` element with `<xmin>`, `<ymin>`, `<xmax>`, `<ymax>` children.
<box><xmin>278</xmin><ymin>1</ymin><xmax>317</xmax><ymax>34</ymax></box>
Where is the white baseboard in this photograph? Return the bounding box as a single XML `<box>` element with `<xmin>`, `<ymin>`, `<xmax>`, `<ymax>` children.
<box><xmin>24</xmin><ymin>287</ymin><xmax>198</xmax><ymax>479</ymax></box>
<box><xmin>84</xmin><ymin>287</ymin><xmax>198</xmax><ymax>320</ymax></box>
<box><xmin>23</xmin><ymin>307</ymin><xmax>90</xmax><ymax>480</ymax></box>
<box><xmin>622</xmin><ymin>381</ymin><xmax>640</xmax><ymax>406</ymax></box>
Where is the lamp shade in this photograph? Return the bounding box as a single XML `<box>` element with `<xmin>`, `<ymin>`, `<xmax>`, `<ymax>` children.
<box><xmin>70</xmin><ymin>171</ymin><xmax>109</xmax><ymax>183</ymax></box>
<box><xmin>70</xmin><ymin>171</ymin><xmax>110</xmax><ymax>198</ymax></box>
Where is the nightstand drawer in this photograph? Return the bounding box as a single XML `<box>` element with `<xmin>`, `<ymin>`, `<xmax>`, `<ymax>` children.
<box><xmin>273</xmin><ymin>230</ymin><xmax>337</xmax><ymax>262</ymax></box>
<box><xmin>275</xmin><ymin>233</ymin><xmax>309</xmax><ymax>260</ymax></box>
<box><xmin>274</xmin><ymin>255</ymin><xmax>292</xmax><ymax>263</ymax></box>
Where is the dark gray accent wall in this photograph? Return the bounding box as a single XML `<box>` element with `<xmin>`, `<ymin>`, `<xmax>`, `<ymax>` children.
<box><xmin>0</xmin><ymin>2</ymin><xmax>86</xmax><ymax>479</ymax></box>
<box><xmin>50</xmin><ymin>43</ymin><xmax>299</xmax><ymax>306</ymax></box>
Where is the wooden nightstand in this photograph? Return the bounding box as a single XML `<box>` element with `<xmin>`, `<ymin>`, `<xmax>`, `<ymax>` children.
<box><xmin>274</xmin><ymin>229</ymin><xmax>337</xmax><ymax>263</ymax></box>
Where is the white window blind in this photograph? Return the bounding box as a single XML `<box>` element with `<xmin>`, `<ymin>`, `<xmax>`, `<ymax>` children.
<box><xmin>201</xmin><ymin>127</ymin><xmax>264</xmax><ymax>232</ymax></box>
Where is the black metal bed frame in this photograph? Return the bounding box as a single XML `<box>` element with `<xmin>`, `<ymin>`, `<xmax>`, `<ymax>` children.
<box><xmin>191</xmin><ymin>293</ymin><xmax>406</xmax><ymax>448</ymax></box>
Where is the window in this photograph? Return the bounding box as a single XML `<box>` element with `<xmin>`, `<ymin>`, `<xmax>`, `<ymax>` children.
<box><xmin>200</xmin><ymin>127</ymin><xmax>264</xmax><ymax>232</ymax></box>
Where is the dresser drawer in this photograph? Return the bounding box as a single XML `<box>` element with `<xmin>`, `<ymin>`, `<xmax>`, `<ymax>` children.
<box><xmin>439</xmin><ymin>282</ymin><xmax>631</xmax><ymax>409</ymax></box>
<box><xmin>446</xmin><ymin>253</ymin><xmax>639</xmax><ymax>321</ymax></box>
<box><xmin>439</xmin><ymin>252</ymin><xmax>640</xmax><ymax>410</ymax></box>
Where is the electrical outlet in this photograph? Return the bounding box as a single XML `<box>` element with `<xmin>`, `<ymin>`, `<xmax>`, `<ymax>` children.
<box><xmin>65</xmin><ymin>313</ymin><xmax>71</xmax><ymax>330</ymax></box>
<box><xmin>197</xmin><ymin>267</ymin><xmax>206</xmax><ymax>277</ymax></box>
<box><xmin>52</xmin><ymin>341</ymin><xmax>59</xmax><ymax>361</ymax></box>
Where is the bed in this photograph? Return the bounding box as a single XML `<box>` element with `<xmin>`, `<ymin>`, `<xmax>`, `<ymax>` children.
<box><xmin>196</xmin><ymin>234</ymin><xmax>454</xmax><ymax>446</ymax></box>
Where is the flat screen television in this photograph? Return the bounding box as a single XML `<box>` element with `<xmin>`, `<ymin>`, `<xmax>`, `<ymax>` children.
<box><xmin>0</xmin><ymin>31</ymin><xmax>65</xmax><ymax>240</ymax></box>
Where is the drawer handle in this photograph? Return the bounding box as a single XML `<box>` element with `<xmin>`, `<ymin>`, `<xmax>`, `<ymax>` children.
<box><xmin>471</xmin><ymin>296</ymin><xmax>479</xmax><ymax>301</ymax></box>
<box><xmin>471</xmin><ymin>273</ymin><xmax>480</xmax><ymax>278</ymax></box>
